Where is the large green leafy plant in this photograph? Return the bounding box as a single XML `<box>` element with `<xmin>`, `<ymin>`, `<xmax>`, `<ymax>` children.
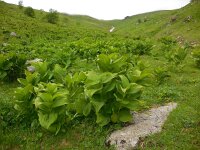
<box><xmin>33</xmin><ymin>83</ymin><xmax>68</xmax><ymax>134</ymax></box>
<box><xmin>15</xmin><ymin>62</ymin><xmax>66</xmax><ymax>133</ymax></box>
<box><xmin>165</xmin><ymin>47</ymin><xmax>187</xmax><ymax>71</ymax></box>
<box><xmin>80</xmin><ymin>53</ymin><xmax>150</xmax><ymax>126</ymax></box>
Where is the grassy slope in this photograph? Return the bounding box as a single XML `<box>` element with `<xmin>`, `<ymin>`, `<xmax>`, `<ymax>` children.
<box><xmin>108</xmin><ymin>2</ymin><xmax>200</xmax><ymax>42</ymax></box>
<box><xmin>0</xmin><ymin>1</ymin><xmax>200</xmax><ymax>150</ymax></box>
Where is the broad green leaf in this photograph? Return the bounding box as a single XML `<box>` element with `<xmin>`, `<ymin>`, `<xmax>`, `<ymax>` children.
<box><xmin>38</xmin><ymin>112</ymin><xmax>58</xmax><ymax>129</ymax></box>
<box><xmin>112</xmin><ymin>56</ymin><xmax>127</xmax><ymax>72</ymax></box>
<box><xmin>46</xmin><ymin>83</ymin><xmax>58</xmax><ymax>94</ymax></box>
<box><xmin>118</xmin><ymin>109</ymin><xmax>132</xmax><ymax>122</ymax></box>
<box><xmin>114</xmin><ymin>94</ymin><xmax>129</xmax><ymax>105</ymax></box>
<box><xmin>111</xmin><ymin>113</ymin><xmax>118</xmax><ymax>123</ymax></box>
<box><xmin>17</xmin><ymin>78</ymin><xmax>27</xmax><ymax>86</ymax></box>
<box><xmin>53</xmin><ymin>91</ymin><xmax>68</xmax><ymax>100</ymax></box>
<box><xmin>100</xmin><ymin>72</ymin><xmax>116</xmax><ymax>83</ymax></box>
<box><xmin>97</xmin><ymin>54</ymin><xmax>110</xmax><ymax>72</ymax></box>
<box><xmin>91</xmin><ymin>99</ymin><xmax>105</xmax><ymax>113</ymax></box>
<box><xmin>34</xmin><ymin>97</ymin><xmax>42</xmax><ymax>108</ymax></box>
<box><xmin>119</xmin><ymin>75</ymin><xmax>130</xmax><ymax>89</ymax></box>
<box><xmin>32</xmin><ymin>62</ymin><xmax>48</xmax><ymax>76</ymax></box>
<box><xmin>53</xmin><ymin>98</ymin><xmax>67</xmax><ymax>108</ymax></box>
<box><xmin>85</xmin><ymin>85</ymin><xmax>102</xmax><ymax>98</ymax></box>
<box><xmin>53</xmin><ymin>64</ymin><xmax>67</xmax><ymax>83</ymax></box>
<box><xmin>103</xmin><ymin>80</ymin><xmax>116</xmax><ymax>93</ymax></box>
<box><xmin>128</xmin><ymin>83</ymin><xmax>143</xmax><ymax>95</ymax></box>
<box><xmin>65</xmin><ymin>74</ymin><xmax>72</xmax><ymax>86</ymax></box>
<box><xmin>74</xmin><ymin>98</ymin><xmax>87</xmax><ymax>114</ymax></box>
<box><xmin>96</xmin><ymin>113</ymin><xmax>110</xmax><ymax>126</ymax></box>
<box><xmin>38</xmin><ymin>93</ymin><xmax>53</xmax><ymax>102</ymax></box>
<box><xmin>76</xmin><ymin>72</ymin><xmax>86</xmax><ymax>82</ymax></box>
<box><xmin>127</xmin><ymin>69</ymin><xmax>141</xmax><ymax>82</ymax></box>
<box><xmin>48</xmin><ymin>123</ymin><xmax>61</xmax><ymax>135</ymax></box>
<box><xmin>116</xmin><ymin>83</ymin><xmax>125</xmax><ymax>96</ymax></box>
<box><xmin>83</xmin><ymin>103</ymin><xmax>92</xmax><ymax>116</ymax></box>
<box><xmin>85</xmin><ymin>71</ymin><xmax>100</xmax><ymax>83</ymax></box>
<box><xmin>122</xmin><ymin>100</ymin><xmax>140</xmax><ymax>110</ymax></box>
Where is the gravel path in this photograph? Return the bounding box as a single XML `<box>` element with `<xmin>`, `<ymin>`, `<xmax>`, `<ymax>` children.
<box><xmin>106</xmin><ymin>102</ymin><xmax>177</xmax><ymax>150</ymax></box>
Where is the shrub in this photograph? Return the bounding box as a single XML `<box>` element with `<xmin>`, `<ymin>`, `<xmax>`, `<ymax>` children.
<box><xmin>18</xmin><ymin>0</ymin><xmax>23</xmax><ymax>9</ymax></box>
<box><xmin>165</xmin><ymin>47</ymin><xmax>187</xmax><ymax>66</ymax></box>
<box><xmin>46</xmin><ymin>9</ymin><xmax>59</xmax><ymax>24</ymax></box>
<box><xmin>0</xmin><ymin>53</ymin><xmax>26</xmax><ymax>82</ymax></box>
<box><xmin>24</xmin><ymin>7</ymin><xmax>35</xmax><ymax>18</ymax></box>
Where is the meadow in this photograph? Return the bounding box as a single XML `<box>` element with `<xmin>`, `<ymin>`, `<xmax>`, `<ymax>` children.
<box><xmin>0</xmin><ymin>1</ymin><xmax>200</xmax><ymax>149</ymax></box>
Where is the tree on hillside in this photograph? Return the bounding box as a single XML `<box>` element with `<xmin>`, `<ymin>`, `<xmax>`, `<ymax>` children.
<box><xmin>24</xmin><ymin>7</ymin><xmax>35</xmax><ymax>18</ymax></box>
<box><xmin>18</xmin><ymin>0</ymin><xmax>23</xmax><ymax>9</ymax></box>
<box><xmin>46</xmin><ymin>9</ymin><xmax>59</xmax><ymax>24</ymax></box>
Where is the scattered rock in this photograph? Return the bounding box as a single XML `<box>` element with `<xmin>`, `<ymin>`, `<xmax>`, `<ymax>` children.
<box><xmin>26</xmin><ymin>58</ymin><xmax>43</xmax><ymax>65</ymax></box>
<box><xmin>2</xmin><ymin>43</ymin><xmax>7</xmax><ymax>47</ymax></box>
<box><xmin>184</xmin><ymin>16</ymin><xmax>192</xmax><ymax>22</ymax></box>
<box><xmin>106</xmin><ymin>102</ymin><xmax>177</xmax><ymax>150</ymax></box>
<box><xmin>170</xmin><ymin>16</ymin><xmax>177</xmax><ymax>23</ymax></box>
<box><xmin>27</xmin><ymin>66</ymin><xmax>35</xmax><ymax>73</ymax></box>
<box><xmin>109</xmin><ymin>26</ymin><xmax>115</xmax><ymax>32</ymax></box>
<box><xmin>10</xmin><ymin>32</ymin><xmax>17</xmax><ymax>36</ymax></box>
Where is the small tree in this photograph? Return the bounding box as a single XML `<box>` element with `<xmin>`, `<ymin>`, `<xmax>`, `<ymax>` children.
<box><xmin>24</xmin><ymin>7</ymin><xmax>35</xmax><ymax>18</ymax></box>
<box><xmin>18</xmin><ymin>0</ymin><xmax>23</xmax><ymax>9</ymax></box>
<box><xmin>46</xmin><ymin>9</ymin><xmax>59</xmax><ymax>24</ymax></box>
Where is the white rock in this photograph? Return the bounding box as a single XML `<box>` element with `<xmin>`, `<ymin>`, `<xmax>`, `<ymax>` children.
<box><xmin>27</xmin><ymin>66</ymin><xmax>35</xmax><ymax>73</ymax></box>
<box><xmin>10</xmin><ymin>32</ymin><xmax>17</xmax><ymax>36</ymax></box>
<box><xmin>26</xmin><ymin>58</ymin><xmax>43</xmax><ymax>65</ymax></box>
<box><xmin>109</xmin><ymin>26</ymin><xmax>115</xmax><ymax>32</ymax></box>
<box><xmin>107</xmin><ymin>102</ymin><xmax>177</xmax><ymax>150</ymax></box>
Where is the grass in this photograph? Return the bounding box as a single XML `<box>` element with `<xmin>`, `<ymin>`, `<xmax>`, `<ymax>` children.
<box><xmin>0</xmin><ymin>1</ymin><xmax>200</xmax><ymax>149</ymax></box>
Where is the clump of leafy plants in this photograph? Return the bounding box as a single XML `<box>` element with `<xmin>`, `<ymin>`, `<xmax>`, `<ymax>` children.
<box><xmin>14</xmin><ymin>54</ymin><xmax>151</xmax><ymax>134</ymax></box>
<box><xmin>191</xmin><ymin>48</ymin><xmax>200</xmax><ymax>68</ymax></box>
<box><xmin>33</xmin><ymin>82</ymin><xmax>68</xmax><ymax>134</ymax></box>
<box><xmin>165</xmin><ymin>47</ymin><xmax>187</xmax><ymax>71</ymax></box>
<box><xmin>154</xmin><ymin>67</ymin><xmax>170</xmax><ymax>85</ymax></box>
<box><xmin>0</xmin><ymin>53</ymin><xmax>26</xmax><ymax>82</ymax></box>
<box><xmin>81</xmin><ymin>53</ymin><xmax>151</xmax><ymax>126</ymax></box>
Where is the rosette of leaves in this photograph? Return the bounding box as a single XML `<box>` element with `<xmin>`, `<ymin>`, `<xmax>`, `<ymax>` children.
<box><xmin>80</xmin><ymin>53</ymin><xmax>150</xmax><ymax>126</ymax></box>
<box><xmin>33</xmin><ymin>83</ymin><xmax>68</xmax><ymax>134</ymax></box>
<box><xmin>165</xmin><ymin>47</ymin><xmax>187</xmax><ymax>66</ymax></box>
<box><xmin>191</xmin><ymin>48</ymin><xmax>200</xmax><ymax>68</ymax></box>
<box><xmin>154</xmin><ymin>67</ymin><xmax>170</xmax><ymax>85</ymax></box>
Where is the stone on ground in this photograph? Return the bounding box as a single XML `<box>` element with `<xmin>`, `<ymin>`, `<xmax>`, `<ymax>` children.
<box><xmin>106</xmin><ymin>102</ymin><xmax>177</xmax><ymax>150</ymax></box>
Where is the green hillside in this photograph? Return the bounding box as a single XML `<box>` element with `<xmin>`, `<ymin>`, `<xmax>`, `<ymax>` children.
<box><xmin>0</xmin><ymin>1</ymin><xmax>200</xmax><ymax>150</ymax></box>
<box><xmin>108</xmin><ymin>2</ymin><xmax>200</xmax><ymax>42</ymax></box>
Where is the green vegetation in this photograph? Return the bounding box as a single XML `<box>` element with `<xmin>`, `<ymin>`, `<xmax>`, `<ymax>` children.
<box><xmin>24</xmin><ymin>7</ymin><xmax>35</xmax><ymax>18</ymax></box>
<box><xmin>0</xmin><ymin>1</ymin><xmax>200</xmax><ymax>149</ymax></box>
<box><xmin>46</xmin><ymin>9</ymin><xmax>59</xmax><ymax>24</ymax></box>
